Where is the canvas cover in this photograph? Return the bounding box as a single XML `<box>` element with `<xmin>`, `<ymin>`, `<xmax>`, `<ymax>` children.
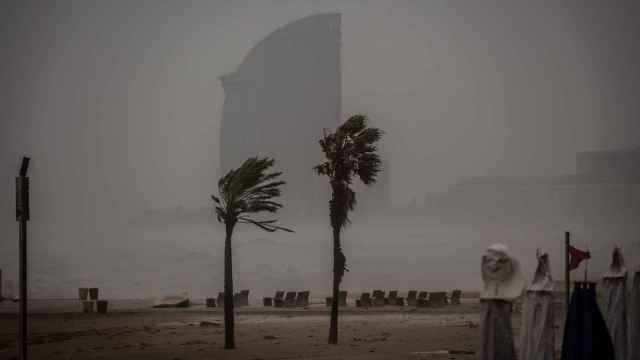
<box><xmin>481</xmin><ymin>244</ymin><xmax>525</xmax><ymax>301</ymax></box>
<box><xmin>561</xmin><ymin>282</ymin><xmax>614</xmax><ymax>360</ymax></box>
<box><xmin>602</xmin><ymin>277</ymin><xmax>627</xmax><ymax>360</ymax></box>
<box><xmin>519</xmin><ymin>291</ymin><xmax>554</xmax><ymax>360</ymax></box>
<box><xmin>629</xmin><ymin>271</ymin><xmax>640</xmax><ymax>360</ymax></box>
<box><xmin>479</xmin><ymin>299</ymin><xmax>517</xmax><ymax>360</ymax></box>
<box><xmin>602</xmin><ymin>246</ymin><xmax>628</xmax><ymax>360</ymax></box>
<box><xmin>519</xmin><ymin>251</ymin><xmax>555</xmax><ymax>360</ymax></box>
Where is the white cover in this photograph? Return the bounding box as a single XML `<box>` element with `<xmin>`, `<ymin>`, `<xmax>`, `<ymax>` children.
<box><xmin>604</xmin><ymin>246</ymin><xmax>627</xmax><ymax>279</ymax></box>
<box><xmin>479</xmin><ymin>299</ymin><xmax>517</xmax><ymax>360</ymax></box>
<box><xmin>629</xmin><ymin>271</ymin><xmax>640</xmax><ymax>360</ymax></box>
<box><xmin>602</xmin><ymin>276</ymin><xmax>628</xmax><ymax>360</ymax></box>
<box><xmin>519</xmin><ymin>291</ymin><xmax>555</xmax><ymax>360</ymax></box>
<box><xmin>481</xmin><ymin>243</ymin><xmax>525</xmax><ymax>301</ymax></box>
<box><xmin>528</xmin><ymin>251</ymin><xmax>554</xmax><ymax>292</ymax></box>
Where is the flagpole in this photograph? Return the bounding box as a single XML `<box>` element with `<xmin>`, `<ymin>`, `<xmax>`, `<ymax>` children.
<box><xmin>565</xmin><ymin>231</ymin><xmax>570</xmax><ymax>309</ymax></box>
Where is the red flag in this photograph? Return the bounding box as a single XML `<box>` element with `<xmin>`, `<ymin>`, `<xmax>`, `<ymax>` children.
<box><xmin>568</xmin><ymin>245</ymin><xmax>590</xmax><ymax>271</ymax></box>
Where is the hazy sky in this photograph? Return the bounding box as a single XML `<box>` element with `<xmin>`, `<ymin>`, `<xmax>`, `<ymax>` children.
<box><xmin>1</xmin><ymin>0</ymin><xmax>639</xmax><ymax>297</ymax></box>
<box><xmin>1</xmin><ymin>1</ymin><xmax>639</xmax><ymax>228</ymax></box>
<box><xmin>3</xmin><ymin>1</ymin><xmax>640</xmax><ymax>214</ymax></box>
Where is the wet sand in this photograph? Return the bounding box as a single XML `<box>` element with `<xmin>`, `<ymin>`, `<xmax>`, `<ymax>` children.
<box><xmin>0</xmin><ymin>297</ymin><xmax>566</xmax><ymax>360</ymax></box>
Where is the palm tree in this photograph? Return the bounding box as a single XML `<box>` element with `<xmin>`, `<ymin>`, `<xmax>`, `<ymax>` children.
<box><xmin>212</xmin><ymin>157</ymin><xmax>293</xmax><ymax>349</ymax></box>
<box><xmin>314</xmin><ymin>115</ymin><xmax>383</xmax><ymax>344</ymax></box>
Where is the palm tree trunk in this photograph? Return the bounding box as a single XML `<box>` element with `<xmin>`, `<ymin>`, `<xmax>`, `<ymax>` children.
<box><xmin>328</xmin><ymin>226</ymin><xmax>340</xmax><ymax>344</ymax></box>
<box><xmin>224</xmin><ymin>221</ymin><xmax>235</xmax><ymax>349</ymax></box>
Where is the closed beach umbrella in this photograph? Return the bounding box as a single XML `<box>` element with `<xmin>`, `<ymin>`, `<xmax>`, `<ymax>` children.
<box><xmin>602</xmin><ymin>246</ymin><xmax>628</xmax><ymax>360</ymax></box>
<box><xmin>519</xmin><ymin>250</ymin><xmax>555</xmax><ymax>360</ymax></box>
<box><xmin>478</xmin><ymin>244</ymin><xmax>525</xmax><ymax>360</ymax></box>
<box><xmin>629</xmin><ymin>270</ymin><xmax>640</xmax><ymax>359</ymax></box>
<box><xmin>561</xmin><ymin>282</ymin><xmax>615</xmax><ymax>360</ymax></box>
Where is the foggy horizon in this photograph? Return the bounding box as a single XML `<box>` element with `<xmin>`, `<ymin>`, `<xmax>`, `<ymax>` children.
<box><xmin>2</xmin><ymin>1</ymin><xmax>640</xmax><ymax>300</ymax></box>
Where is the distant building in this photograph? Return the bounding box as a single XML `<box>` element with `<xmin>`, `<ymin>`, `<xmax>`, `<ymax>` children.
<box><xmin>577</xmin><ymin>147</ymin><xmax>640</xmax><ymax>180</ymax></box>
<box><xmin>435</xmin><ymin>147</ymin><xmax>640</xmax><ymax>223</ymax></box>
<box><xmin>220</xmin><ymin>13</ymin><xmax>341</xmax><ymax>216</ymax></box>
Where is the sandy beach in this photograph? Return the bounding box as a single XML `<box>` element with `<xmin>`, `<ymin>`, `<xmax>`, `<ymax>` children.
<box><xmin>0</xmin><ymin>298</ymin><xmax>512</xmax><ymax>360</ymax></box>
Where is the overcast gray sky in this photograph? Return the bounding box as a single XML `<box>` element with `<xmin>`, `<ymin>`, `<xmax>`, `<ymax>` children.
<box><xmin>2</xmin><ymin>1</ymin><xmax>639</xmax><ymax>213</ymax></box>
<box><xmin>1</xmin><ymin>1</ymin><xmax>639</xmax><ymax>296</ymax></box>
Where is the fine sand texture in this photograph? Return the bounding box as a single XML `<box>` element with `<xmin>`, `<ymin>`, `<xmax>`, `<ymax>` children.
<box><xmin>0</xmin><ymin>299</ymin><xmax>554</xmax><ymax>360</ymax></box>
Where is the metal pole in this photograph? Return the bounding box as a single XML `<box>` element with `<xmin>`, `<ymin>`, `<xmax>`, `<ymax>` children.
<box><xmin>16</xmin><ymin>156</ymin><xmax>30</xmax><ymax>360</ymax></box>
<box><xmin>19</xmin><ymin>220</ymin><xmax>27</xmax><ymax>360</ymax></box>
<box><xmin>565</xmin><ymin>231</ymin><xmax>570</xmax><ymax>310</ymax></box>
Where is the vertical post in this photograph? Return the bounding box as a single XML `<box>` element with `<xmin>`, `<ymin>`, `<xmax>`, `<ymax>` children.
<box><xmin>16</xmin><ymin>156</ymin><xmax>30</xmax><ymax>360</ymax></box>
<box><xmin>565</xmin><ymin>231</ymin><xmax>570</xmax><ymax>310</ymax></box>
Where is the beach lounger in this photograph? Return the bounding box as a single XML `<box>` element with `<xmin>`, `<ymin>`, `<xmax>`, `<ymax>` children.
<box><xmin>206</xmin><ymin>298</ymin><xmax>216</xmax><ymax>308</ymax></box>
<box><xmin>395</xmin><ymin>297</ymin><xmax>405</xmax><ymax>306</ymax></box>
<box><xmin>450</xmin><ymin>290</ymin><xmax>462</xmax><ymax>305</ymax></box>
<box><xmin>429</xmin><ymin>291</ymin><xmax>447</xmax><ymax>308</ymax></box>
<box><xmin>407</xmin><ymin>290</ymin><xmax>418</xmax><ymax>306</ymax></box>
<box><xmin>356</xmin><ymin>292</ymin><xmax>372</xmax><ymax>308</ymax></box>
<box><xmin>239</xmin><ymin>289</ymin><xmax>250</xmax><ymax>307</ymax></box>
<box><xmin>326</xmin><ymin>291</ymin><xmax>348</xmax><ymax>307</ymax></box>
<box><xmin>372</xmin><ymin>290</ymin><xmax>386</xmax><ymax>307</ymax></box>
<box><xmin>387</xmin><ymin>290</ymin><xmax>398</xmax><ymax>305</ymax></box>
<box><xmin>272</xmin><ymin>290</ymin><xmax>285</xmax><ymax>307</ymax></box>
<box><xmin>339</xmin><ymin>291</ymin><xmax>348</xmax><ymax>307</ymax></box>
<box><xmin>296</xmin><ymin>291</ymin><xmax>310</xmax><ymax>307</ymax></box>
<box><xmin>416</xmin><ymin>291</ymin><xmax>429</xmax><ymax>307</ymax></box>
<box><xmin>263</xmin><ymin>297</ymin><xmax>273</xmax><ymax>306</ymax></box>
<box><xmin>284</xmin><ymin>291</ymin><xmax>297</xmax><ymax>307</ymax></box>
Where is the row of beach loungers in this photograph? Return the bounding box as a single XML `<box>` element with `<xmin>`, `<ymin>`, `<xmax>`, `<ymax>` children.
<box><xmin>353</xmin><ymin>290</ymin><xmax>461</xmax><ymax>308</ymax></box>
<box><xmin>261</xmin><ymin>289</ymin><xmax>462</xmax><ymax>308</ymax></box>
<box><xmin>206</xmin><ymin>289</ymin><xmax>462</xmax><ymax>308</ymax></box>
<box><xmin>206</xmin><ymin>290</ymin><xmax>251</xmax><ymax>308</ymax></box>
<box><xmin>263</xmin><ymin>291</ymin><xmax>311</xmax><ymax>307</ymax></box>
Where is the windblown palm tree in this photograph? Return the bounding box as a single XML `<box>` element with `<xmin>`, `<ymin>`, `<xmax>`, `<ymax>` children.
<box><xmin>212</xmin><ymin>157</ymin><xmax>293</xmax><ymax>349</ymax></box>
<box><xmin>314</xmin><ymin>115</ymin><xmax>383</xmax><ymax>344</ymax></box>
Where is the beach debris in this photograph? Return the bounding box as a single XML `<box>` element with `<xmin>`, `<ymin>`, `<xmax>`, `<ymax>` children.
<box><xmin>412</xmin><ymin>350</ymin><xmax>475</xmax><ymax>355</ymax></box>
<box><xmin>153</xmin><ymin>292</ymin><xmax>190</xmax><ymax>308</ymax></box>
<box><xmin>353</xmin><ymin>336</ymin><xmax>387</xmax><ymax>343</ymax></box>
<box><xmin>200</xmin><ymin>321</ymin><xmax>221</xmax><ymax>328</ymax></box>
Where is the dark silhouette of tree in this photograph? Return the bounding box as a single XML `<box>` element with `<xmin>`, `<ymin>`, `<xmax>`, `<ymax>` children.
<box><xmin>212</xmin><ymin>157</ymin><xmax>293</xmax><ymax>349</ymax></box>
<box><xmin>314</xmin><ymin>115</ymin><xmax>383</xmax><ymax>344</ymax></box>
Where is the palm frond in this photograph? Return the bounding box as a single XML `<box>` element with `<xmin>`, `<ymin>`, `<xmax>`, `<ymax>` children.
<box><xmin>211</xmin><ymin>157</ymin><xmax>291</xmax><ymax>233</ymax></box>
<box><xmin>314</xmin><ymin>114</ymin><xmax>383</xmax><ymax>230</ymax></box>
